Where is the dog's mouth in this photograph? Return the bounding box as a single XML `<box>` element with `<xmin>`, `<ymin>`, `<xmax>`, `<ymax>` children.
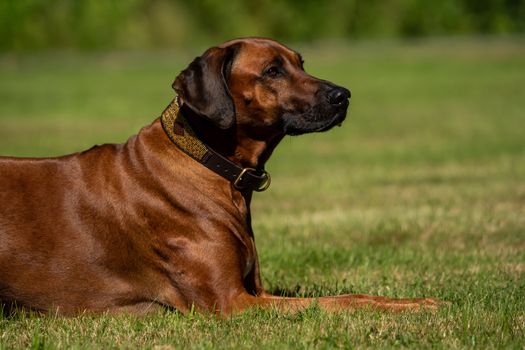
<box><xmin>312</xmin><ymin>109</ymin><xmax>348</xmax><ymax>132</ymax></box>
<box><xmin>283</xmin><ymin>102</ymin><xmax>349</xmax><ymax>136</ymax></box>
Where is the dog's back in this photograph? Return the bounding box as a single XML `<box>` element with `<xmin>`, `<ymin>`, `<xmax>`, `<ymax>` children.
<box><xmin>0</xmin><ymin>138</ymin><xmax>175</xmax><ymax>314</ymax></box>
<box><xmin>0</xmin><ymin>146</ymin><xmax>126</xmax><ymax>312</ymax></box>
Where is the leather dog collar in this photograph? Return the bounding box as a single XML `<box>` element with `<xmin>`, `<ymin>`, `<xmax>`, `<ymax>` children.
<box><xmin>160</xmin><ymin>98</ymin><xmax>271</xmax><ymax>193</ymax></box>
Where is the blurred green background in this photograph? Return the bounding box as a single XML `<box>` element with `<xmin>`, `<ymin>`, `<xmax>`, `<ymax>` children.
<box><xmin>1</xmin><ymin>0</ymin><xmax>524</xmax><ymax>52</ymax></box>
<box><xmin>1</xmin><ymin>1</ymin><xmax>525</xmax><ymax>349</ymax></box>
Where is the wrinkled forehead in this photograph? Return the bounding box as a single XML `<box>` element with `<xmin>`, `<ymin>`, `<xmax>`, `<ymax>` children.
<box><xmin>221</xmin><ymin>38</ymin><xmax>303</xmax><ymax>74</ymax></box>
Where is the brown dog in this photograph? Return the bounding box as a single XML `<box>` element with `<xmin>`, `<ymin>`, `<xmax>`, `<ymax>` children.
<box><xmin>0</xmin><ymin>38</ymin><xmax>439</xmax><ymax>315</ymax></box>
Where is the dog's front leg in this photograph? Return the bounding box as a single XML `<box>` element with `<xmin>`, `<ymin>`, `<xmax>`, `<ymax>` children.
<box><xmin>227</xmin><ymin>292</ymin><xmax>443</xmax><ymax>315</ymax></box>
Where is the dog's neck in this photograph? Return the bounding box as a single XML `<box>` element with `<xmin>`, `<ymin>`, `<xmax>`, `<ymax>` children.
<box><xmin>160</xmin><ymin>99</ymin><xmax>274</xmax><ymax>193</ymax></box>
<box><xmin>179</xmin><ymin>104</ymin><xmax>283</xmax><ymax>170</ymax></box>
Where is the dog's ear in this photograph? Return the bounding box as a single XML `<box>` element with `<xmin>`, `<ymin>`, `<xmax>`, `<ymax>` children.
<box><xmin>173</xmin><ymin>45</ymin><xmax>239</xmax><ymax>129</ymax></box>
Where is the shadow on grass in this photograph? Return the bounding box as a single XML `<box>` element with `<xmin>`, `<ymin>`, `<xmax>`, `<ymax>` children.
<box><xmin>267</xmin><ymin>283</ymin><xmax>358</xmax><ymax>298</ymax></box>
<box><xmin>0</xmin><ymin>301</ymin><xmax>39</xmax><ymax>320</ymax></box>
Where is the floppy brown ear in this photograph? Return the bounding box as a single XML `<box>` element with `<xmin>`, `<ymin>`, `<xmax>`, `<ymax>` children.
<box><xmin>173</xmin><ymin>45</ymin><xmax>238</xmax><ymax>129</ymax></box>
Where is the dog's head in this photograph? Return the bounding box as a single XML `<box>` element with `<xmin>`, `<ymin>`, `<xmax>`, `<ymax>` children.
<box><xmin>173</xmin><ymin>38</ymin><xmax>350</xmax><ymax>137</ymax></box>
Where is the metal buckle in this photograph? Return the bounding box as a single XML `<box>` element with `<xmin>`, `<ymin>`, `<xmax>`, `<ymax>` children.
<box><xmin>234</xmin><ymin>167</ymin><xmax>255</xmax><ymax>190</ymax></box>
<box><xmin>233</xmin><ymin>168</ymin><xmax>271</xmax><ymax>192</ymax></box>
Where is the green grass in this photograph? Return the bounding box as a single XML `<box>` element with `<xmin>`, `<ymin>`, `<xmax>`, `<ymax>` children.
<box><xmin>1</xmin><ymin>37</ymin><xmax>524</xmax><ymax>349</ymax></box>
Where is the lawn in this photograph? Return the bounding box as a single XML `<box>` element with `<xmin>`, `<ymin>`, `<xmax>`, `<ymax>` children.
<box><xmin>1</xmin><ymin>37</ymin><xmax>524</xmax><ymax>349</ymax></box>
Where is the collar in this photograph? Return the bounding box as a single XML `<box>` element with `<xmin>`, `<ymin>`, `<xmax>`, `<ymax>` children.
<box><xmin>160</xmin><ymin>98</ymin><xmax>271</xmax><ymax>193</ymax></box>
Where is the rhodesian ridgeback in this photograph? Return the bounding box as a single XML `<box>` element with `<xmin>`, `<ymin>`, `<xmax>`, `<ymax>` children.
<box><xmin>0</xmin><ymin>38</ymin><xmax>440</xmax><ymax>315</ymax></box>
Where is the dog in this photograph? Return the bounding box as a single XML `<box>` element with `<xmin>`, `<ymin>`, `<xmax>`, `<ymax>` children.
<box><xmin>0</xmin><ymin>38</ymin><xmax>440</xmax><ymax>315</ymax></box>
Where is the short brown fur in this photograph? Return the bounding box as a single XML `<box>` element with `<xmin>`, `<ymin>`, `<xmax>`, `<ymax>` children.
<box><xmin>0</xmin><ymin>38</ymin><xmax>440</xmax><ymax>315</ymax></box>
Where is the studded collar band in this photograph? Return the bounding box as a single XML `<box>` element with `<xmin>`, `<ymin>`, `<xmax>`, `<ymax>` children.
<box><xmin>160</xmin><ymin>98</ymin><xmax>271</xmax><ymax>193</ymax></box>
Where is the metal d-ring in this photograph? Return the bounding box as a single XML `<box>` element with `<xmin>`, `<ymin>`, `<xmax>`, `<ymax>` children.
<box><xmin>255</xmin><ymin>170</ymin><xmax>271</xmax><ymax>192</ymax></box>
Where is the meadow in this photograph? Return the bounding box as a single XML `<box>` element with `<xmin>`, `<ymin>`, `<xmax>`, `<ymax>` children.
<box><xmin>0</xmin><ymin>37</ymin><xmax>524</xmax><ymax>349</ymax></box>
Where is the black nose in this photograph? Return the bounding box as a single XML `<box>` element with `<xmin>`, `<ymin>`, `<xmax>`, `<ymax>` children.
<box><xmin>327</xmin><ymin>87</ymin><xmax>351</xmax><ymax>106</ymax></box>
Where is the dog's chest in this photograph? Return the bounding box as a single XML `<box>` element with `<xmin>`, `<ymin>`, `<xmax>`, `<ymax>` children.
<box><xmin>230</xmin><ymin>190</ymin><xmax>256</xmax><ymax>279</ymax></box>
<box><xmin>242</xmin><ymin>236</ymin><xmax>256</xmax><ymax>278</ymax></box>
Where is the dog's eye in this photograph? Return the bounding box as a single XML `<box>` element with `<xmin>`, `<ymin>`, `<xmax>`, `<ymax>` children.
<box><xmin>263</xmin><ymin>66</ymin><xmax>282</xmax><ymax>78</ymax></box>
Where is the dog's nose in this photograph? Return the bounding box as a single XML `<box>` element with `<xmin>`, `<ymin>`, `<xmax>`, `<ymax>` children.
<box><xmin>327</xmin><ymin>87</ymin><xmax>351</xmax><ymax>106</ymax></box>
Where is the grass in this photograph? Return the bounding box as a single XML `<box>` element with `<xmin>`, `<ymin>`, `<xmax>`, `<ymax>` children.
<box><xmin>1</xmin><ymin>36</ymin><xmax>524</xmax><ymax>349</ymax></box>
